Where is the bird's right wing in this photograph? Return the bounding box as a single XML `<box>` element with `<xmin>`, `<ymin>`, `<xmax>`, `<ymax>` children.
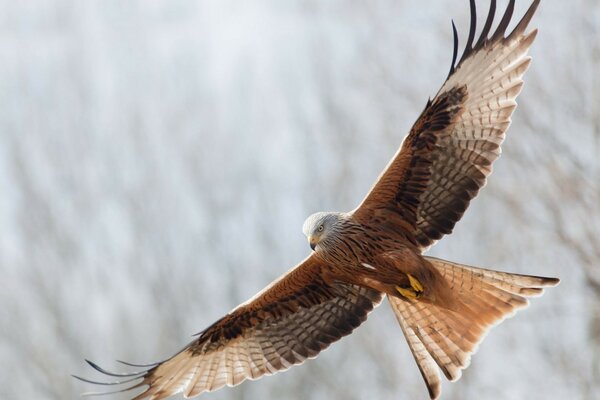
<box><xmin>353</xmin><ymin>0</ymin><xmax>540</xmax><ymax>251</ymax></box>
<box><xmin>76</xmin><ymin>255</ymin><xmax>382</xmax><ymax>399</ymax></box>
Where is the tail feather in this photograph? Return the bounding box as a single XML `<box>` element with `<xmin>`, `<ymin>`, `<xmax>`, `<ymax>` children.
<box><xmin>389</xmin><ymin>257</ymin><xmax>558</xmax><ymax>399</ymax></box>
<box><xmin>395</xmin><ymin>314</ymin><xmax>442</xmax><ymax>400</ymax></box>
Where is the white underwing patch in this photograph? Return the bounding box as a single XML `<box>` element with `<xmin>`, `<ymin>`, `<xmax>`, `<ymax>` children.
<box><xmin>361</xmin><ymin>263</ymin><xmax>377</xmax><ymax>271</ymax></box>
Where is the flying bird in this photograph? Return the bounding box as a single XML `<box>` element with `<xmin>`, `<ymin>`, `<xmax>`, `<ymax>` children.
<box><xmin>76</xmin><ymin>1</ymin><xmax>559</xmax><ymax>398</ymax></box>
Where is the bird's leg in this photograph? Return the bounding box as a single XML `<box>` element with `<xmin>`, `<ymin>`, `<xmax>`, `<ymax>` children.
<box><xmin>396</xmin><ymin>274</ymin><xmax>424</xmax><ymax>299</ymax></box>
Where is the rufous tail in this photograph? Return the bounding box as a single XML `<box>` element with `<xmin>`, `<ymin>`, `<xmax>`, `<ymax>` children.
<box><xmin>388</xmin><ymin>256</ymin><xmax>559</xmax><ymax>399</ymax></box>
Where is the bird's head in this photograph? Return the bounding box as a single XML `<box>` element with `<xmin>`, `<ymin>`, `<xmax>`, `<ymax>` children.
<box><xmin>302</xmin><ymin>212</ymin><xmax>343</xmax><ymax>252</ymax></box>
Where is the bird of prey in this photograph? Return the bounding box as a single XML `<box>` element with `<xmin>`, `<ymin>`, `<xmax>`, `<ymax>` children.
<box><xmin>76</xmin><ymin>1</ymin><xmax>559</xmax><ymax>399</ymax></box>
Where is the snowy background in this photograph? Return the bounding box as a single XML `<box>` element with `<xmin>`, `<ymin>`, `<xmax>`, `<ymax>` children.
<box><xmin>1</xmin><ymin>0</ymin><xmax>599</xmax><ymax>399</ymax></box>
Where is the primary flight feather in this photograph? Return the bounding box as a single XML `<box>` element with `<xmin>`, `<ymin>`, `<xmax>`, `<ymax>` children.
<box><xmin>76</xmin><ymin>1</ymin><xmax>558</xmax><ymax>399</ymax></box>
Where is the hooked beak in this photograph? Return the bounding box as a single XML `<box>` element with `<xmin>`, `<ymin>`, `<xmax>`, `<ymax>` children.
<box><xmin>308</xmin><ymin>236</ymin><xmax>317</xmax><ymax>251</ymax></box>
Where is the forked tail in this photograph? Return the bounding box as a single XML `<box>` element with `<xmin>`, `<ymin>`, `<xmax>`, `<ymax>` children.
<box><xmin>388</xmin><ymin>257</ymin><xmax>559</xmax><ymax>399</ymax></box>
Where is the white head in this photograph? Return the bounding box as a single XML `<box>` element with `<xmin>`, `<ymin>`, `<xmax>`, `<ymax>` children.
<box><xmin>302</xmin><ymin>212</ymin><xmax>344</xmax><ymax>251</ymax></box>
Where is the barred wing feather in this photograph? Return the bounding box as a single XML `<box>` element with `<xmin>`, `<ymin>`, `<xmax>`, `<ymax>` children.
<box><xmin>354</xmin><ymin>0</ymin><xmax>540</xmax><ymax>251</ymax></box>
<box><xmin>76</xmin><ymin>256</ymin><xmax>382</xmax><ymax>399</ymax></box>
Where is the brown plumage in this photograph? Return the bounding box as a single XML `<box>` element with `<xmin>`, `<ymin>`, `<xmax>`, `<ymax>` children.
<box><xmin>76</xmin><ymin>1</ymin><xmax>559</xmax><ymax>399</ymax></box>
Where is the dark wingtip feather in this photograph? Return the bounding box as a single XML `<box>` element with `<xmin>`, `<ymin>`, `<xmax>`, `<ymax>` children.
<box><xmin>458</xmin><ymin>0</ymin><xmax>477</xmax><ymax>64</ymax></box>
<box><xmin>447</xmin><ymin>20</ymin><xmax>459</xmax><ymax>79</ymax></box>
<box><xmin>543</xmin><ymin>277</ymin><xmax>560</xmax><ymax>286</ymax></box>
<box><xmin>508</xmin><ymin>0</ymin><xmax>541</xmax><ymax>39</ymax></box>
<box><xmin>491</xmin><ymin>0</ymin><xmax>515</xmax><ymax>41</ymax></box>
<box><xmin>116</xmin><ymin>359</ymin><xmax>161</xmax><ymax>368</ymax></box>
<box><xmin>85</xmin><ymin>359</ymin><xmax>147</xmax><ymax>378</ymax></box>
<box><xmin>72</xmin><ymin>374</ymin><xmax>142</xmax><ymax>386</ymax></box>
<box><xmin>447</xmin><ymin>0</ymin><xmax>539</xmax><ymax>79</ymax></box>
<box><xmin>74</xmin><ymin>361</ymin><xmax>149</xmax><ymax>398</ymax></box>
<box><xmin>475</xmin><ymin>0</ymin><xmax>497</xmax><ymax>49</ymax></box>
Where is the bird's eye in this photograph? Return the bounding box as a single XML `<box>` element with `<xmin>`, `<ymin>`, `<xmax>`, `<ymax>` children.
<box><xmin>318</xmin><ymin>225</ymin><xmax>324</xmax><ymax>232</ymax></box>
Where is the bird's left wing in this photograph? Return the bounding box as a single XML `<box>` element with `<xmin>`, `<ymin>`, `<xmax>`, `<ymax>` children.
<box><xmin>353</xmin><ymin>0</ymin><xmax>540</xmax><ymax>250</ymax></box>
<box><xmin>76</xmin><ymin>255</ymin><xmax>382</xmax><ymax>399</ymax></box>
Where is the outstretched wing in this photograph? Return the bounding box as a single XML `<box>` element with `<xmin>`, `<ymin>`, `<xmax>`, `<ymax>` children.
<box><xmin>353</xmin><ymin>0</ymin><xmax>540</xmax><ymax>250</ymax></box>
<box><xmin>76</xmin><ymin>255</ymin><xmax>382</xmax><ymax>399</ymax></box>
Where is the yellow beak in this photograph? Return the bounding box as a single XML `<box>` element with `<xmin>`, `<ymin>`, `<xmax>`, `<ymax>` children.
<box><xmin>308</xmin><ymin>236</ymin><xmax>317</xmax><ymax>251</ymax></box>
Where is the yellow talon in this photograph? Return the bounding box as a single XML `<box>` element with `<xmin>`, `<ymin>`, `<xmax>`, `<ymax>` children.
<box><xmin>396</xmin><ymin>274</ymin><xmax>424</xmax><ymax>300</ymax></box>
<box><xmin>407</xmin><ymin>273</ymin><xmax>424</xmax><ymax>293</ymax></box>
<box><xmin>396</xmin><ymin>286</ymin><xmax>420</xmax><ymax>299</ymax></box>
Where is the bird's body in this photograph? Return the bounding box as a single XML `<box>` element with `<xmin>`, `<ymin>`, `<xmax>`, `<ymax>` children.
<box><xmin>303</xmin><ymin>211</ymin><xmax>432</xmax><ymax>299</ymax></box>
<box><xmin>76</xmin><ymin>1</ymin><xmax>560</xmax><ymax>399</ymax></box>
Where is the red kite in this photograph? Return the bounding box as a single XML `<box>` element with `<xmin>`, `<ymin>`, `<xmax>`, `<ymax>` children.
<box><xmin>77</xmin><ymin>1</ymin><xmax>558</xmax><ymax>398</ymax></box>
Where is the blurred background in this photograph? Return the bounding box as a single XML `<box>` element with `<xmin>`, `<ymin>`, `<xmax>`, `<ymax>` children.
<box><xmin>1</xmin><ymin>0</ymin><xmax>598</xmax><ymax>399</ymax></box>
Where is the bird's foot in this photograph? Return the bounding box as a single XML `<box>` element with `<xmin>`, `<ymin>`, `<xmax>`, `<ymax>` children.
<box><xmin>396</xmin><ymin>286</ymin><xmax>419</xmax><ymax>299</ymax></box>
<box><xmin>396</xmin><ymin>274</ymin><xmax>424</xmax><ymax>299</ymax></box>
<box><xmin>407</xmin><ymin>273</ymin><xmax>424</xmax><ymax>293</ymax></box>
